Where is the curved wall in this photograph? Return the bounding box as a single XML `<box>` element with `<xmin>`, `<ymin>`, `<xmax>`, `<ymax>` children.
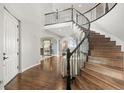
<box><xmin>91</xmin><ymin>4</ymin><xmax>124</xmax><ymax>51</ymax></box>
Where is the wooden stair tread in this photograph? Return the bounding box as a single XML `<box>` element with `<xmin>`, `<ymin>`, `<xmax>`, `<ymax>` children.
<box><xmin>90</xmin><ymin>52</ymin><xmax>123</xmax><ymax>58</ymax></box>
<box><xmin>90</xmin><ymin>33</ymin><xmax>100</xmax><ymax>35</ymax></box>
<box><xmin>91</xmin><ymin>44</ymin><xmax>116</xmax><ymax>47</ymax></box>
<box><xmin>81</xmin><ymin>68</ymin><xmax>124</xmax><ymax>89</ymax></box>
<box><xmin>76</xmin><ymin>76</ymin><xmax>90</xmax><ymax>89</ymax></box>
<box><xmin>90</xmin><ymin>54</ymin><xmax>123</xmax><ymax>57</ymax></box>
<box><xmin>91</xmin><ymin>40</ymin><xmax>115</xmax><ymax>43</ymax></box>
<box><xmin>90</xmin><ymin>36</ymin><xmax>109</xmax><ymax>39</ymax></box>
<box><xmin>91</xmin><ymin>49</ymin><xmax>121</xmax><ymax>51</ymax></box>
<box><xmin>85</xmin><ymin>62</ymin><xmax>124</xmax><ymax>81</ymax></box>
<box><xmin>88</xmin><ymin>57</ymin><xmax>123</xmax><ymax>65</ymax></box>
<box><xmin>90</xmin><ymin>36</ymin><xmax>110</xmax><ymax>40</ymax></box>
<box><xmin>90</xmin><ymin>38</ymin><xmax>110</xmax><ymax>40</ymax></box>
<box><xmin>81</xmin><ymin>69</ymin><xmax>117</xmax><ymax>89</ymax></box>
<box><xmin>91</xmin><ymin>47</ymin><xmax>120</xmax><ymax>50</ymax></box>
<box><xmin>88</xmin><ymin>56</ymin><xmax>123</xmax><ymax>70</ymax></box>
<box><xmin>76</xmin><ymin>76</ymin><xmax>101</xmax><ymax>89</ymax></box>
<box><xmin>91</xmin><ymin>48</ymin><xmax>121</xmax><ymax>51</ymax></box>
<box><xmin>91</xmin><ymin>49</ymin><xmax>121</xmax><ymax>52</ymax></box>
<box><xmin>91</xmin><ymin>50</ymin><xmax>123</xmax><ymax>53</ymax></box>
<box><xmin>91</xmin><ymin>45</ymin><xmax>121</xmax><ymax>48</ymax></box>
<box><xmin>88</xmin><ymin>56</ymin><xmax>123</xmax><ymax>61</ymax></box>
<box><xmin>100</xmin><ymin>64</ymin><xmax>123</xmax><ymax>71</ymax></box>
<box><xmin>89</xmin><ymin>35</ymin><xmax>105</xmax><ymax>38</ymax></box>
<box><xmin>91</xmin><ymin>51</ymin><xmax>123</xmax><ymax>58</ymax></box>
<box><xmin>88</xmin><ymin>60</ymin><xmax>123</xmax><ymax>71</ymax></box>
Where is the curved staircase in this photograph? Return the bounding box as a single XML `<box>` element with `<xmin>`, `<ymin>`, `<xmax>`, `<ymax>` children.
<box><xmin>75</xmin><ymin>31</ymin><xmax>124</xmax><ymax>89</ymax></box>
<box><xmin>44</xmin><ymin>3</ymin><xmax>120</xmax><ymax>90</ymax></box>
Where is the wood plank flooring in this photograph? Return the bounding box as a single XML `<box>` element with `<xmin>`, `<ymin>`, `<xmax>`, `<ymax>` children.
<box><xmin>5</xmin><ymin>56</ymin><xmax>79</xmax><ymax>90</ymax></box>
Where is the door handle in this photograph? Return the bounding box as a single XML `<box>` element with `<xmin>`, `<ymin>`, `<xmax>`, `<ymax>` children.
<box><xmin>3</xmin><ymin>57</ymin><xmax>8</xmax><ymax>60</ymax></box>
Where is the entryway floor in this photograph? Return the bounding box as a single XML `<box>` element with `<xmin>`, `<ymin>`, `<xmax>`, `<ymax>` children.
<box><xmin>5</xmin><ymin>56</ymin><xmax>79</xmax><ymax>90</ymax></box>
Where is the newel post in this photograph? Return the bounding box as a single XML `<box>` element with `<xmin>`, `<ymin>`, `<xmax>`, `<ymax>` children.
<box><xmin>66</xmin><ymin>48</ymin><xmax>71</xmax><ymax>90</ymax></box>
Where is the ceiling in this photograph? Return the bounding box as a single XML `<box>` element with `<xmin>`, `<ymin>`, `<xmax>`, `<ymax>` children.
<box><xmin>4</xmin><ymin>3</ymin><xmax>53</xmax><ymax>26</ymax></box>
<box><xmin>4</xmin><ymin>3</ymin><xmax>98</xmax><ymax>25</ymax></box>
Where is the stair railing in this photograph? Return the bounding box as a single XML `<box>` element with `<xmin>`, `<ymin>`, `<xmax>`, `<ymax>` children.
<box><xmin>83</xmin><ymin>3</ymin><xmax>117</xmax><ymax>23</ymax></box>
<box><xmin>45</xmin><ymin>3</ymin><xmax>117</xmax><ymax>26</ymax></box>
<box><xmin>45</xmin><ymin>7</ymin><xmax>90</xmax><ymax>90</ymax></box>
<box><xmin>44</xmin><ymin>3</ymin><xmax>117</xmax><ymax>90</ymax></box>
<box><xmin>66</xmin><ymin>8</ymin><xmax>90</xmax><ymax>90</ymax></box>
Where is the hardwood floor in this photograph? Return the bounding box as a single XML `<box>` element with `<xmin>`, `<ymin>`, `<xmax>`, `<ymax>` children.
<box><xmin>5</xmin><ymin>31</ymin><xmax>124</xmax><ymax>90</ymax></box>
<box><xmin>5</xmin><ymin>56</ymin><xmax>79</xmax><ymax>90</ymax></box>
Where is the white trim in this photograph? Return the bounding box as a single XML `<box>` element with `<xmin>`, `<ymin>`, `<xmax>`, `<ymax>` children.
<box><xmin>22</xmin><ymin>55</ymin><xmax>58</xmax><ymax>73</ymax></box>
<box><xmin>52</xmin><ymin>54</ymin><xmax>60</xmax><ymax>56</ymax></box>
<box><xmin>40</xmin><ymin>55</ymin><xmax>55</xmax><ymax>61</ymax></box>
<box><xmin>22</xmin><ymin>62</ymin><xmax>41</xmax><ymax>73</ymax></box>
<box><xmin>4</xmin><ymin>8</ymin><xmax>18</xmax><ymax>24</ymax></box>
<box><xmin>44</xmin><ymin>22</ymin><xmax>73</xmax><ymax>29</ymax></box>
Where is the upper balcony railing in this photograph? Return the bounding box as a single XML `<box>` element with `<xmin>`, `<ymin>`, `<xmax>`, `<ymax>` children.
<box><xmin>45</xmin><ymin>8</ymin><xmax>90</xmax><ymax>30</ymax></box>
<box><xmin>45</xmin><ymin>8</ymin><xmax>72</xmax><ymax>25</ymax></box>
<box><xmin>45</xmin><ymin>3</ymin><xmax>117</xmax><ymax>26</ymax></box>
<box><xmin>83</xmin><ymin>3</ymin><xmax>117</xmax><ymax>23</ymax></box>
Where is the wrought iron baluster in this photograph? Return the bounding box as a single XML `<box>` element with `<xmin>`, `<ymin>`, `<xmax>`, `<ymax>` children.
<box><xmin>105</xmin><ymin>3</ymin><xmax>109</xmax><ymax>14</ymax></box>
<box><xmin>66</xmin><ymin>48</ymin><xmax>71</xmax><ymax>90</ymax></box>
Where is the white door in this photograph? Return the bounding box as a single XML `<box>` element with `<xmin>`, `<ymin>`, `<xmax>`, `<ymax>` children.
<box><xmin>3</xmin><ymin>10</ymin><xmax>19</xmax><ymax>85</ymax></box>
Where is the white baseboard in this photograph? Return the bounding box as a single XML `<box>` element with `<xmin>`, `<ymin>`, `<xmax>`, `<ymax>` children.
<box><xmin>21</xmin><ymin>62</ymin><xmax>41</xmax><ymax>73</ymax></box>
<box><xmin>21</xmin><ymin>55</ymin><xmax>59</xmax><ymax>73</ymax></box>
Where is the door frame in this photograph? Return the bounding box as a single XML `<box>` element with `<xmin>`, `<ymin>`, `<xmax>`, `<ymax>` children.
<box><xmin>43</xmin><ymin>39</ymin><xmax>52</xmax><ymax>56</ymax></box>
<box><xmin>3</xmin><ymin>6</ymin><xmax>22</xmax><ymax>86</ymax></box>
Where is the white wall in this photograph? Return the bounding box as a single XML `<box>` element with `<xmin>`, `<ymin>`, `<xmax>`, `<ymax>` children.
<box><xmin>2</xmin><ymin>3</ymin><xmax>124</xmax><ymax>74</ymax></box>
<box><xmin>3</xmin><ymin>4</ymin><xmax>53</xmax><ymax>72</ymax></box>
<box><xmin>0</xmin><ymin>4</ymin><xmax>4</xmax><ymax>89</ymax></box>
<box><xmin>91</xmin><ymin>4</ymin><xmax>124</xmax><ymax>51</ymax></box>
<box><xmin>20</xmin><ymin>20</ymin><xmax>41</xmax><ymax>72</ymax></box>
